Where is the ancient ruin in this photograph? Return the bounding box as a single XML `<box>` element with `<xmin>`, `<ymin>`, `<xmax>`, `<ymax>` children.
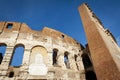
<box><xmin>79</xmin><ymin>3</ymin><xmax>120</xmax><ymax>80</ymax></box>
<box><xmin>0</xmin><ymin>3</ymin><xmax>120</xmax><ymax>80</ymax></box>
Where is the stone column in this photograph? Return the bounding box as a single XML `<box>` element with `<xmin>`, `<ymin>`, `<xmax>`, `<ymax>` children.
<box><xmin>0</xmin><ymin>45</ymin><xmax>14</xmax><ymax>76</ymax></box>
<box><xmin>47</xmin><ymin>50</ymin><xmax>53</xmax><ymax>67</ymax></box>
<box><xmin>78</xmin><ymin>3</ymin><xmax>120</xmax><ymax>80</ymax></box>
<box><xmin>20</xmin><ymin>49</ymin><xmax>31</xmax><ymax>70</ymax></box>
<box><xmin>76</xmin><ymin>55</ymin><xmax>85</xmax><ymax>71</ymax></box>
<box><xmin>72</xmin><ymin>59</ymin><xmax>77</xmax><ymax>71</ymax></box>
<box><xmin>57</xmin><ymin>54</ymin><xmax>61</xmax><ymax>66</ymax></box>
<box><xmin>68</xmin><ymin>54</ymin><xmax>77</xmax><ymax>70</ymax></box>
<box><xmin>20</xmin><ymin>48</ymin><xmax>31</xmax><ymax>78</ymax></box>
<box><xmin>60</xmin><ymin>54</ymin><xmax>66</xmax><ymax>69</ymax></box>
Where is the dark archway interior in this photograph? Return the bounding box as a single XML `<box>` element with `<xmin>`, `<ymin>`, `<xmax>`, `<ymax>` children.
<box><xmin>82</xmin><ymin>54</ymin><xmax>92</xmax><ymax>69</ymax></box>
<box><xmin>0</xmin><ymin>53</ymin><xmax>3</xmax><ymax>64</ymax></box>
<box><xmin>74</xmin><ymin>54</ymin><xmax>77</xmax><ymax>61</ymax></box>
<box><xmin>8</xmin><ymin>71</ymin><xmax>14</xmax><ymax>78</ymax></box>
<box><xmin>52</xmin><ymin>49</ymin><xmax>58</xmax><ymax>65</ymax></box>
<box><xmin>85</xmin><ymin>71</ymin><xmax>97</xmax><ymax>80</ymax></box>
<box><xmin>64</xmin><ymin>52</ymin><xmax>68</xmax><ymax>63</ymax></box>
<box><xmin>82</xmin><ymin>53</ymin><xmax>97</xmax><ymax>80</ymax></box>
<box><xmin>64</xmin><ymin>52</ymin><xmax>70</xmax><ymax>69</ymax></box>
<box><xmin>6</xmin><ymin>23</ymin><xmax>13</xmax><ymax>29</ymax></box>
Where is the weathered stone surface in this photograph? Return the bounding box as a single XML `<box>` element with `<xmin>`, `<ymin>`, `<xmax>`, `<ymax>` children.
<box><xmin>29</xmin><ymin>53</ymin><xmax>48</xmax><ymax>75</ymax></box>
<box><xmin>0</xmin><ymin>21</ymin><xmax>84</xmax><ymax>80</ymax></box>
<box><xmin>79</xmin><ymin>3</ymin><xmax>120</xmax><ymax>80</ymax></box>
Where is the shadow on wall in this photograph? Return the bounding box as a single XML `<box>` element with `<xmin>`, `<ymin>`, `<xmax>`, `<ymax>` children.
<box><xmin>81</xmin><ymin>53</ymin><xmax>97</xmax><ymax>80</ymax></box>
<box><xmin>52</xmin><ymin>48</ymin><xmax>58</xmax><ymax>66</ymax></box>
<box><xmin>85</xmin><ymin>71</ymin><xmax>97</xmax><ymax>80</ymax></box>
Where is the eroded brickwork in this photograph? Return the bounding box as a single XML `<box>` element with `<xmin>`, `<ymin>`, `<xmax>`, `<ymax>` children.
<box><xmin>79</xmin><ymin>3</ymin><xmax>120</xmax><ymax>80</ymax></box>
<box><xmin>0</xmin><ymin>22</ymin><xmax>85</xmax><ymax>80</ymax></box>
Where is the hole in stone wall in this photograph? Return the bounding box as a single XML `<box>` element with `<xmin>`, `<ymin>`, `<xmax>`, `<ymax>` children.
<box><xmin>81</xmin><ymin>53</ymin><xmax>92</xmax><ymax>69</ymax></box>
<box><xmin>62</xmin><ymin>34</ymin><xmax>65</xmax><ymax>39</ymax></box>
<box><xmin>6</xmin><ymin>23</ymin><xmax>13</xmax><ymax>29</ymax></box>
<box><xmin>0</xmin><ymin>53</ymin><xmax>2</xmax><ymax>64</ymax></box>
<box><xmin>8</xmin><ymin>71</ymin><xmax>14</xmax><ymax>78</ymax></box>
<box><xmin>74</xmin><ymin>54</ymin><xmax>79</xmax><ymax>70</ymax></box>
<box><xmin>64</xmin><ymin>52</ymin><xmax>70</xmax><ymax>69</ymax></box>
<box><xmin>74</xmin><ymin>54</ymin><xmax>77</xmax><ymax>61</ymax></box>
<box><xmin>82</xmin><ymin>53</ymin><xmax>97</xmax><ymax>80</ymax></box>
<box><xmin>0</xmin><ymin>44</ymin><xmax>7</xmax><ymax>64</ymax></box>
<box><xmin>76</xmin><ymin>63</ymin><xmax>79</xmax><ymax>70</ymax></box>
<box><xmin>52</xmin><ymin>48</ymin><xmax>58</xmax><ymax>66</ymax></box>
<box><xmin>10</xmin><ymin>44</ymin><xmax>24</xmax><ymax>66</ymax></box>
<box><xmin>76</xmin><ymin>42</ymin><xmax>79</xmax><ymax>45</ymax></box>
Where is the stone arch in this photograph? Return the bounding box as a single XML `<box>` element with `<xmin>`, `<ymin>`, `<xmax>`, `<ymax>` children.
<box><xmin>52</xmin><ymin>48</ymin><xmax>59</xmax><ymax>66</ymax></box>
<box><xmin>74</xmin><ymin>54</ymin><xmax>79</xmax><ymax>70</ymax></box>
<box><xmin>10</xmin><ymin>44</ymin><xmax>25</xmax><ymax>66</ymax></box>
<box><xmin>0</xmin><ymin>43</ymin><xmax>7</xmax><ymax>64</ymax></box>
<box><xmin>29</xmin><ymin>45</ymin><xmax>48</xmax><ymax>75</ymax></box>
<box><xmin>30</xmin><ymin>45</ymin><xmax>48</xmax><ymax>64</ymax></box>
<box><xmin>64</xmin><ymin>51</ymin><xmax>70</xmax><ymax>69</ymax></box>
<box><xmin>74</xmin><ymin>54</ymin><xmax>78</xmax><ymax>61</ymax></box>
<box><xmin>81</xmin><ymin>53</ymin><xmax>97</xmax><ymax>80</ymax></box>
<box><xmin>81</xmin><ymin>53</ymin><xmax>92</xmax><ymax>69</ymax></box>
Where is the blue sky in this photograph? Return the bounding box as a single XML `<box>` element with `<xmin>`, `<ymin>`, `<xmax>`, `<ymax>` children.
<box><xmin>0</xmin><ymin>0</ymin><xmax>120</xmax><ymax>66</ymax></box>
<box><xmin>0</xmin><ymin>0</ymin><xmax>120</xmax><ymax>46</ymax></box>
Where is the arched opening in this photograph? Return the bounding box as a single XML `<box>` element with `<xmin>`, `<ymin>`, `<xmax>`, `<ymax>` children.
<box><xmin>0</xmin><ymin>53</ymin><xmax>2</xmax><ymax>64</ymax></box>
<box><xmin>74</xmin><ymin>54</ymin><xmax>79</xmax><ymax>70</ymax></box>
<box><xmin>64</xmin><ymin>52</ymin><xmax>70</xmax><ymax>69</ymax></box>
<box><xmin>8</xmin><ymin>71</ymin><xmax>14</xmax><ymax>78</ymax></box>
<box><xmin>6</xmin><ymin>23</ymin><xmax>13</xmax><ymax>29</ymax></box>
<box><xmin>85</xmin><ymin>71</ymin><xmax>97</xmax><ymax>80</ymax></box>
<box><xmin>10</xmin><ymin>44</ymin><xmax>24</xmax><ymax>66</ymax></box>
<box><xmin>82</xmin><ymin>53</ymin><xmax>97</xmax><ymax>80</ymax></box>
<box><xmin>52</xmin><ymin>48</ymin><xmax>58</xmax><ymax>66</ymax></box>
<box><xmin>74</xmin><ymin>54</ymin><xmax>77</xmax><ymax>61</ymax></box>
<box><xmin>30</xmin><ymin>46</ymin><xmax>47</xmax><ymax>64</ymax></box>
<box><xmin>0</xmin><ymin>43</ymin><xmax>7</xmax><ymax>64</ymax></box>
<box><xmin>29</xmin><ymin>46</ymin><xmax>48</xmax><ymax>75</ymax></box>
<box><xmin>81</xmin><ymin>53</ymin><xmax>92</xmax><ymax>69</ymax></box>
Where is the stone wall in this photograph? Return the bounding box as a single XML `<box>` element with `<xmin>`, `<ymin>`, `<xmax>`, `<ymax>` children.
<box><xmin>79</xmin><ymin>3</ymin><xmax>120</xmax><ymax>80</ymax></box>
<box><xmin>0</xmin><ymin>22</ymin><xmax>85</xmax><ymax>80</ymax></box>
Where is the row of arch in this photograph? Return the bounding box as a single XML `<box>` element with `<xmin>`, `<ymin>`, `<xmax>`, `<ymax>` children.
<box><xmin>52</xmin><ymin>48</ymin><xmax>81</xmax><ymax>69</ymax></box>
<box><xmin>0</xmin><ymin>43</ymin><xmax>79</xmax><ymax>69</ymax></box>
<box><xmin>0</xmin><ymin>43</ymin><xmax>97</xmax><ymax>79</ymax></box>
<box><xmin>52</xmin><ymin>48</ymin><xmax>70</xmax><ymax>68</ymax></box>
<box><xmin>0</xmin><ymin>43</ymin><xmax>24</xmax><ymax>66</ymax></box>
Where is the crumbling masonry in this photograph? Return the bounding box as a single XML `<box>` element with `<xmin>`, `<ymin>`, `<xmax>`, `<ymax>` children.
<box><xmin>79</xmin><ymin>3</ymin><xmax>120</xmax><ymax>80</ymax></box>
<box><xmin>0</xmin><ymin>3</ymin><xmax>120</xmax><ymax>80</ymax></box>
<box><xmin>0</xmin><ymin>22</ymin><xmax>86</xmax><ymax>80</ymax></box>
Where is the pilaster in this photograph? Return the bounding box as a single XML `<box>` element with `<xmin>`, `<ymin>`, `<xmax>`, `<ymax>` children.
<box><xmin>0</xmin><ymin>45</ymin><xmax>14</xmax><ymax>76</ymax></box>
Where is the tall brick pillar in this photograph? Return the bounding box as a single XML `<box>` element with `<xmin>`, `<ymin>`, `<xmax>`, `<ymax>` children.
<box><xmin>78</xmin><ymin>3</ymin><xmax>120</xmax><ymax>80</ymax></box>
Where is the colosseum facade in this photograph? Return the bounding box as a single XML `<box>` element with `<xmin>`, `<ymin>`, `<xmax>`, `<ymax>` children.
<box><xmin>0</xmin><ymin>22</ymin><xmax>87</xmax><ymax>80</ymax></box>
